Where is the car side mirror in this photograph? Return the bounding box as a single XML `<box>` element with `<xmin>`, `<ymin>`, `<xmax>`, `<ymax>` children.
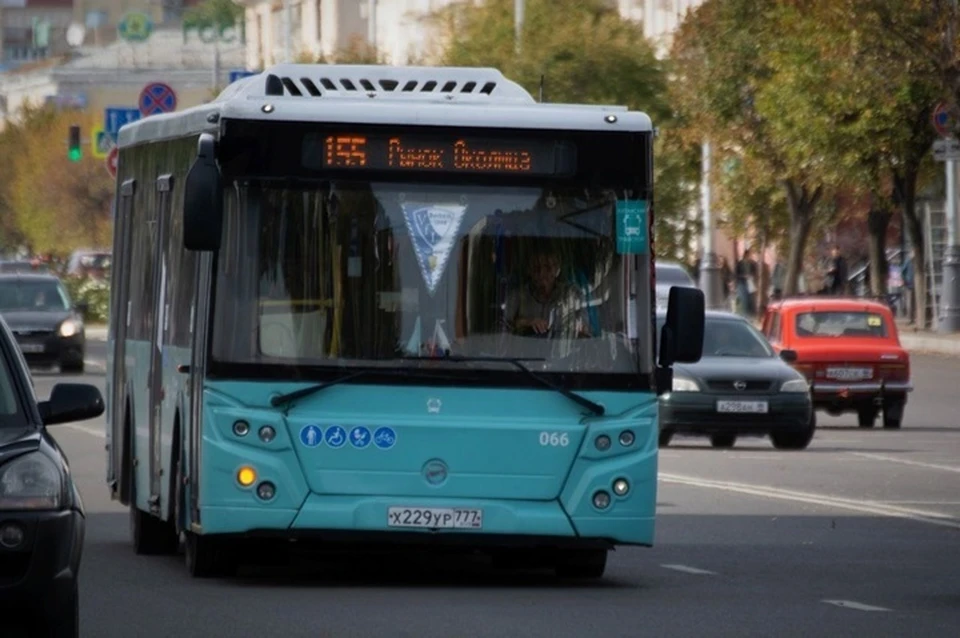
<box><xmin>183</xmin><ymin>133</ymin><xmax>223</xmax><ymax>252</ymax></box>
<box><xmin>658</xmin><ymin>286</ymin><xmax>705</xmax><ymax>367</ymax></box>
<box><xmin>38</xmin><ymin>383</ymin><xmax>105</xmax><ymax>426</ymax></box>
<box><xmin>779</xmin><ymin>349</ymin><xmax>798</xmax><ymax>364</ymax></box>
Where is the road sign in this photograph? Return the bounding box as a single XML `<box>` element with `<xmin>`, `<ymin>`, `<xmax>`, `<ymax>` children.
<box><xmin>117</xmin><ymin>11</ymin><xmax>153</xmax><ymax>43</ymax></box>
<box><xmin>139</xmin><ymin>82</ymin><xmax>177</xmax><ymax>117</ymax></box>
<box><xmin>91</xmin><ymin>125</ymin><xmax>111</xmax><ymax>159</ymax></box>
<box><xmin>933</xmin><ymin>138</ymin><xmax>960</xmax><ymax>162</ymax></box>
<box><xmin>106</xmin><ymin>146</ymin><xmax>119</xmax><ymax>178</ymax></box>
<box><xmin>104</xmin><ymin>107</ymin><xmax>140</xmax><ymax>139</ymax></box>
<box><xmin>933</xmin><ymin>102</ymin><xmax>952</xmax><ymax>137</ymax></box>
<box><xmin>229</xmin><ymin>70</ymin><xmax>257</xmax><ymax>84</ymax></box>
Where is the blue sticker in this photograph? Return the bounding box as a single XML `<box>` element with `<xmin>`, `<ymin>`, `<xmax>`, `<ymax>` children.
<box><xmin>299</xmin><ymin>424</ymin><xmax>323</xmax><ymax>448</ymax></box>
<box><xmin>350</xmin><ymin>426</ymin><xmax>371</xmax><ymax>448</ymax></box>
<box><xmin>616</xmin><ymin>200</ymin><xmax>649</xmax><ymax>255</ymax></box>
<box><xmin>374</xmin><ymin>426</ymin><xmax>397</xmax><ymax>449</ymax></box>
<box><xmin>401</xmin><ymin>203</ymin><xmax>467</xmax><ymax>295</ymax></box>
<box><xmin>325</xmin><ymin>425</ymin><xmax>347</xmax><ymax>449</ymax></box>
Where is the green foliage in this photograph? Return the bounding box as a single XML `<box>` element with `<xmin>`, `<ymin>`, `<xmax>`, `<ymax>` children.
<box><xmin>183</xmin><ymin>0</ymin><xmax>243</xmax><ymax>32</ymax></box>
<box><xmin>62</xmin><ymin>275</ymin><xmax>111</xmax><ymax>324</ymax></box>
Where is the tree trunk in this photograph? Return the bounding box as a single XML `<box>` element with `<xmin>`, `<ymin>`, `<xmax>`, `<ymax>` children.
<box><xmin>866</xmin><ymin>203</ymin><xmax>892</xmax><ymax>297</ymax></box>
<box><xmin>781</xmin><ymin>181</ymin><xmax>823</xmax><ymax>297</ymax></box>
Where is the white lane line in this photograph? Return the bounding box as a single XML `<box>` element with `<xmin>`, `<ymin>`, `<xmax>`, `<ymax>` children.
<box><xmin>83</xmin><ymin>359</ymin><xmax>106</xmax><ymax>371</ymax></box>
<box><xmin>59</xmin><ymin>423</ymin><xmax>106</xmax><ymax>438</ymax></box>
<box><xmin>659</xmin><ymin>473</ymin><xmax>960</xmax><ymax>530</ymax></box>
<box><xmin>881</xmin><ymin>500</ymin><xmax>960</xmax><ymax>505</ymax></box>
<box><xmin>850</xmin><ymin>452</ymin><xmax>960</xmax><ymax>474</ymax></box>
<box><xmin>661</xmin><ymin>564</ymin><xmax>717</xmax><ymax>575</ymax></box>
<box><xmin>822</xmin><ymin>600</ymin><xmax>891</xmax><ymax>612</ymax></box>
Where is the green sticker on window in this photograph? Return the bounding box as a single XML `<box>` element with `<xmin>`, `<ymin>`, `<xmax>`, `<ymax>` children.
<box><xmin>616</xmin><ymin>200</ymin><xmax>648</xmax><ymax>255</ymax></box>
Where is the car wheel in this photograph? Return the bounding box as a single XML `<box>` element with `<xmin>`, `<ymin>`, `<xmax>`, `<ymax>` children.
<box><xmin>555</xmin><ymin>549</ymin><xmax>607</xmax><ymax>579</ymax></box>
<box><xmin>857</xmin><ymin>407</ymin><xmax>877</xmax><ymax>428</ymax></box>
<box><xmin>883</xmin><ymin>400</ymin><xmax>904</xmax><ymax>429</ymax></box>
<box><xmin>658</xmin><ymin>430</ymin><xmax>673</xmax><ymax>447</ymax></box>
<box><xmin>710</xmin><ymin>434</ymin><xmax>736</xmax><ymax>449</ymax></box>
<box><xmin>60</xmin><ymin>357</ymin><xmax>84</xmax><ymax>374</ymax></box>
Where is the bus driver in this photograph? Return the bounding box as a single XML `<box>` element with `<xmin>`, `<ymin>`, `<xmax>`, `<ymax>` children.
<box><xmin>504</xmin><ymin>246</ymin><xmax>591</xmax><ymax>340</ymax></box>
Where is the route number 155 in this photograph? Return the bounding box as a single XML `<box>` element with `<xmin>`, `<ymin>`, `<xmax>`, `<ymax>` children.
<box><xmin>539</xmin><ymin>432</ymin><xmax>570</xmax><ymax>447</ymax></box>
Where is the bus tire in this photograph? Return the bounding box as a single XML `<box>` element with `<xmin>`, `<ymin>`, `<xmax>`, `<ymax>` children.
<box><xmin>555</xmin><ymin>549</ymin><xmax>607</xmax><ymax>579</ymax></box>
<box><xmin>128</xmin><ymin>423</ymin><xmax>178</xmax><ymax>555</ymax></box>
<box><xmin>185</xmin><ymin>532</ymin><xmax>237</xmax><ymax>579</ymax></box>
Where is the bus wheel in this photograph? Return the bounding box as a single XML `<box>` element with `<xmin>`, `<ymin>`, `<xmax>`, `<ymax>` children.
<box><xmin>185</xmin><ymin>532</ymin><xmax>237</xmax><ymax>578</ymax></box>
<box><xmin>555</xmin><ymin>549</ymin><xmax>607</xmax><ymax>579</ymax></box>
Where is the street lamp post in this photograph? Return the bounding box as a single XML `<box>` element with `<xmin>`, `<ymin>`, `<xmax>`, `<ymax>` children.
<box><xmin>699</xmin><ymin>141</ymin><xmax>724</xmax><ymax>309</ymax></box>
<box><xmin>514</xmin><ymin>0</ymin><xmax>524</xmax><ymax>53</ymax></box>
<box><xmin>940</xmin><ymin>155</ymin><xmax>960</xmax><ymax>332</ymax></box>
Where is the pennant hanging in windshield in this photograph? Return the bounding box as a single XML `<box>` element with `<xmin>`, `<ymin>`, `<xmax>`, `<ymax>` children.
<box><xmin>401</xmin><ymin>203</ymin><xmax>466</xmax><ymax>295</ymax></box>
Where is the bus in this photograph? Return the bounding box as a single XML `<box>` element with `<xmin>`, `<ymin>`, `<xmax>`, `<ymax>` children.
<box><xmin>105</xmin><ymin>63</ymin><xmax>704</xmax><ymax>579</ymax></box>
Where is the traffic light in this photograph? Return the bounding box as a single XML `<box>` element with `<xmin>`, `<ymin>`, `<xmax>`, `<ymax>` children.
<box><xmin>68</xmin><ymin>125</ymin><xmax>81</xmax><ymax>162</ymax></box>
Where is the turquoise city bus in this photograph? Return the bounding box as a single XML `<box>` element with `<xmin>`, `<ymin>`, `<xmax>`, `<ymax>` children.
<box><xmin>104</xmin><ymin>64</ymin><xmax>704</xmax><ymax>579</ymax></box>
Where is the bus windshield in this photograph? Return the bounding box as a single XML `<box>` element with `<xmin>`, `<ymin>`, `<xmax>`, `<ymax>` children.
<box><xmin>210</xmin><ymin>180</ymin><xmax>649</xmax><ymax>388</ymax></box>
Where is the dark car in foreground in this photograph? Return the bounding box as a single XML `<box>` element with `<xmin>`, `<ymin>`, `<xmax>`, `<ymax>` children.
<box><xmin>0</xmin><ymin>314</ymin><xmax>104</xmax><ymax>636</ymax></box>
<box><xmin>0</xmin><ymin>273</ymin><xmax>87</xmax><ymax>373</ymax></box>
<box><xmin>658</xmin><ymin>311</ymin><xmax>815</xmax><ymax>450</ymax></box>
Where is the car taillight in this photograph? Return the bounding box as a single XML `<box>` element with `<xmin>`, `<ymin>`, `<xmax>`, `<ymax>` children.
<box><xmin>878</xmin><ymin>363</ymin><xmax>908</xmax><ymax>382</ymax></box>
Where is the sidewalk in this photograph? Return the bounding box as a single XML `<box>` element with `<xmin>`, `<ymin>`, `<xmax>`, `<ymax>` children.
<box><xmin>896</xmin><ymin>321</ymin><xmax>960</xmax><ymax>356</ymax></box>
<box><xmin>86</xmin><ymin>325</ymin><xmax>108</xmax><ymax>341</ymax></box>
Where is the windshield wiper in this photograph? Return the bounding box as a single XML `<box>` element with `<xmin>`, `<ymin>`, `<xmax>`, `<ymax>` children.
<box><xmin>401</xmin><ymin>355</ymin><xmax>605</xmax><ymax>416</ymax></box>
<box><xmin>269</xmin><ymin>368</ymin><xmax>456</xmax><ymax>408</ymax></box>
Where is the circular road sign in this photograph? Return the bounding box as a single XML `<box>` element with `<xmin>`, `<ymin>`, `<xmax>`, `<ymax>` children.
<box><xmin>933</xmin><ymin>102</ymin><xmax>952</xmax><ymax>137</ymax></box>
<box><xmin>117</xmin><ymin>12</ymin><xmax>154</xmax><ymax>43</ymax></box>
<box><xmin>139</xmin><ymin>82</ymin><xmax>177</xmax><ymax>117</ymax></box>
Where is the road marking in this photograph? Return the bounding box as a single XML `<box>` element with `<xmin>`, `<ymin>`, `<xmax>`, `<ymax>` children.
<box><xmin>850</xmin><ymin>452</ymin><xmax>960</xmax><ymax>474</ymax></box>
<box><xmin>659</xmin><ymin>473</ymin><xmax>960</xmax><ymax>530</ymax></box>
<box><xmin>661</xmin><ymin>564</ymin><xmax>717</xmax><ymax>575</ymax></box>
<box><xmin>881</xmin><ymin>500</ymin><xmax>960</xmax><ymax>505</ymax></box>
<box><xmin>60</xmin><ymin>423</ymin><xmax>106</xmax><ymax>438</ymax></box>
<box><xmin>83</xmin><ymin>359</ymin><xmax>106</xmax><ymax>371</ymax></box>
<box><xmin>729</xmin><ymin>453</ymin><xmax>784</xmax><ymax>460</ymax></box>
<box><xmin>822</xmin><ymin>600</ymin><xmax>891</xmax><ymax>612</ymax></box>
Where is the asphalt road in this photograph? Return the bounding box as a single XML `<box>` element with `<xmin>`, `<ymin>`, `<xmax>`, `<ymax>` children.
<box><xmin>39</xmin><ymin>342</ymin><xmax>960</xmax><ymax>637</ymax></box>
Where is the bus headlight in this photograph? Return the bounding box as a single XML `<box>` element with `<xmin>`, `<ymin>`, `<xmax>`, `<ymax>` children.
<box><xmin>59</xmin><ymin>320</ymin><xmax>78</xmax><ymax>337</ymax></box>
<box><xmin>592</xmin><ymin>491</ymin><xmax>611</xmax><ymax>509</ymax></box>
<box><xmin>0</xmin><ymin>452</ymin><xmax>62</xmax><ymax>510</ymax></box>
<box><xmin>613</xmin><ymin>478</ymin><xmax>630</xmax><ymax>496</ymax></box>
<box><xmin>780</xmin><ymin>379</ymin><xmax>810</xmax><ymax>393</ymax></box>
<box><xmin>672</xmin><ymin>377</ymin><xmax>699</xmax><ymax>392</ymax></box>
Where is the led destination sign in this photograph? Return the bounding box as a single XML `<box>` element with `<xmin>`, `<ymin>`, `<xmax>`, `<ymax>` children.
<box><xmin>303</xmin><ymin>132</ymin><xmax>576</xmax><ymax>176</ymax></box>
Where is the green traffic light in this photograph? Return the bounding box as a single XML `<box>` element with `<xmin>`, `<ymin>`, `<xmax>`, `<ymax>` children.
<box><xmin>68</xmin><ymin>147</ymin><xmax>82</xmax><ymax>162</ymax></box>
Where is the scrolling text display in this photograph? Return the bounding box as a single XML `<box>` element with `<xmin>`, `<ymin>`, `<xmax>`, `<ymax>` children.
<box><xmin>324</xmin><ymin>135</ymin><xmax>535</xmax><ymax>173</ymax></box>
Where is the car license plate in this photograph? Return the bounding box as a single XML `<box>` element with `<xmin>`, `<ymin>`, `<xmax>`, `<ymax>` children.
<box><xmin>18</xmin><ymin>343</ymin><xmax>44</xmax><ymax>353</ymax></box>
<box><xmin>717</xmin><ymin>400</ymin><xmax>768</xmax><ymax>414</ymax></box>
<box><xmin>826</xmin><ymin>367</ymin><xmax>872</xmax><ymax>381</ymax></box>
<box><xmin>387</xmin><ymin>507</ymin><xmax>483</xmax><ymax>529</ymax></box>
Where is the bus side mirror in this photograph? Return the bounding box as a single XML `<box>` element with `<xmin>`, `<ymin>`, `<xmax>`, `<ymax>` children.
<box><xmin>658</xmin><ymin>286</ymin><xmax>705</xmax><ymax>367</ymax></box>
<box><xmin>184</xmin><ymin>132</ymin><xmax>223</xmax><ymax>251</ymax></box>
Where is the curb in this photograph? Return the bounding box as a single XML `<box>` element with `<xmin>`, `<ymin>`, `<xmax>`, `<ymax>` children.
<box><xmin>898</xmin><ymin>333</ymin><xmax>960</xmax><ymax>356</ymax></box>
<box><xmin>86</xmin><ymin>326</ymin><xmax>108</xmax><ymax>341</ymax></box>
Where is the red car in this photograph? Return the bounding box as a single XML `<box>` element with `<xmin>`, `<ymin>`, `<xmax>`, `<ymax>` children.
<box><xmin>760</xmin><ymin>297</ymin><xmax>911</xmax><ymax>428</ymax></box>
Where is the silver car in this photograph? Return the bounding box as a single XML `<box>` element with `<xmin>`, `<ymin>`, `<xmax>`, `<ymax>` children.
<box><xmin>656</xmin><ymin>261</ymin><xmax>697</xmax><ymax>310</ymax></box>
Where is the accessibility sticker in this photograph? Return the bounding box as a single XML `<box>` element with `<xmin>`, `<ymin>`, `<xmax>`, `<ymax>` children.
<box><xmin>350</xmin><ymin>426</ymin><xmax>372</xmax><ymax>449</ymax></box>
<box><xmin>326</xmin><ymin>425</ymin><xmax>347</xmax><ymax>449</ymax></box>
<box><xmin>299</xmin><ymin>424</ymin><xmax>323</xmax><ymax>448</ymax></box>
<box><xmin>374</xmin><ymin>426</ymin><xmax>397</xmax><ymax>450</ymax></box>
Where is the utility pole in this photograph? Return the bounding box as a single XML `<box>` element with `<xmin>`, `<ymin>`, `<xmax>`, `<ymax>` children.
<box><xmin>514</xmin><ymin>0</ymin><xmax>524</xmax><ymax>53</ymax></box>
<box><xmin>283</xmin><ymin>0</ymin><xmax>292</xmax><ymax>62</ymax></box>
<box><xmin>699</xmin><ymin>141</ymin><xmax>723</xmax><ymax>309</ymax></box>
<box><xmin>368</xmin><ymin>0</ymin><xmax>377</xmax><ymax>51</ymax></box>
<box><xmin>938</xmin><ymin>1</ymin><xmax>960</xmax><ymax>332</ymax></box>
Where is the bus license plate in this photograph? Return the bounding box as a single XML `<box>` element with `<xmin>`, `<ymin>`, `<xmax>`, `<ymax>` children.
<box><xmin>387</xmin><ymin>507</ymin><xmax>483</xmax><ymax>529</ymax></box>
<box><xmin>717</xmin><ymin>400</ymin><xmax>768</xmax><ymax>414</ymax></box>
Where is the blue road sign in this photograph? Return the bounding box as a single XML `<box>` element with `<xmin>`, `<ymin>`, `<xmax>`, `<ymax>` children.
<box><xmin>349</xmin><ymin>426</ymin><xmax>371</xmax><ymax>449</ymax></box>
<box><xmin>326</xmin><ymin>425</ymin><xmax>347</xmax><ymax>449</ymax></box>
<box><xmin>139</xmin><ymin>82</ymin><xmax>177</xmax><ymax>116</ymax></box>
<box><xmin>299</xmin><ymin>424</ymin><xmax>323</xmax><ymax>448</ymax></box>
<box><xmin>374</xmin><ymin>426</ymin><xmax>397</xmax><ymax>450</ymax></box>
<box><xmin>229</xmin><ymin>70</ymin><xmax>257</xmax><ymax>84</ymax></box>
<box><xmin>104</xmin><ymin>107</ymin><xmax>141</xmax><ymax>139</ymax></box>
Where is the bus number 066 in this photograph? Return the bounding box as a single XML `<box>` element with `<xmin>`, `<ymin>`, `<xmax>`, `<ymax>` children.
<box><xmin>539</xmin><ymin>432</ymin><xmax>569</xmax><ymax>447</ymax></box>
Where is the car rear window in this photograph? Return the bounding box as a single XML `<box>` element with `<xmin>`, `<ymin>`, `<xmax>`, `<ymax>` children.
<box><xmin>795</xmin><ymin>311</ymin><xmax>889</xmax><ymax>338</ymax></box>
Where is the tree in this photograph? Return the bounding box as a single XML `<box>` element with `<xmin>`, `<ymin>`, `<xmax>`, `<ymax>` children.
<box><xmin>429</xmin><ymin>0</ymin><xmax>698</xmax><ymax>260</ymax></box>
<box><xmin>8</xmin><ymin>108</ymin><xmax>114</xmax><ymax>255</ymax></box>
<box><xmin>670</xmin><ymin>0</ymin><xmax>830</xmax><ymax>296</ymax></box>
